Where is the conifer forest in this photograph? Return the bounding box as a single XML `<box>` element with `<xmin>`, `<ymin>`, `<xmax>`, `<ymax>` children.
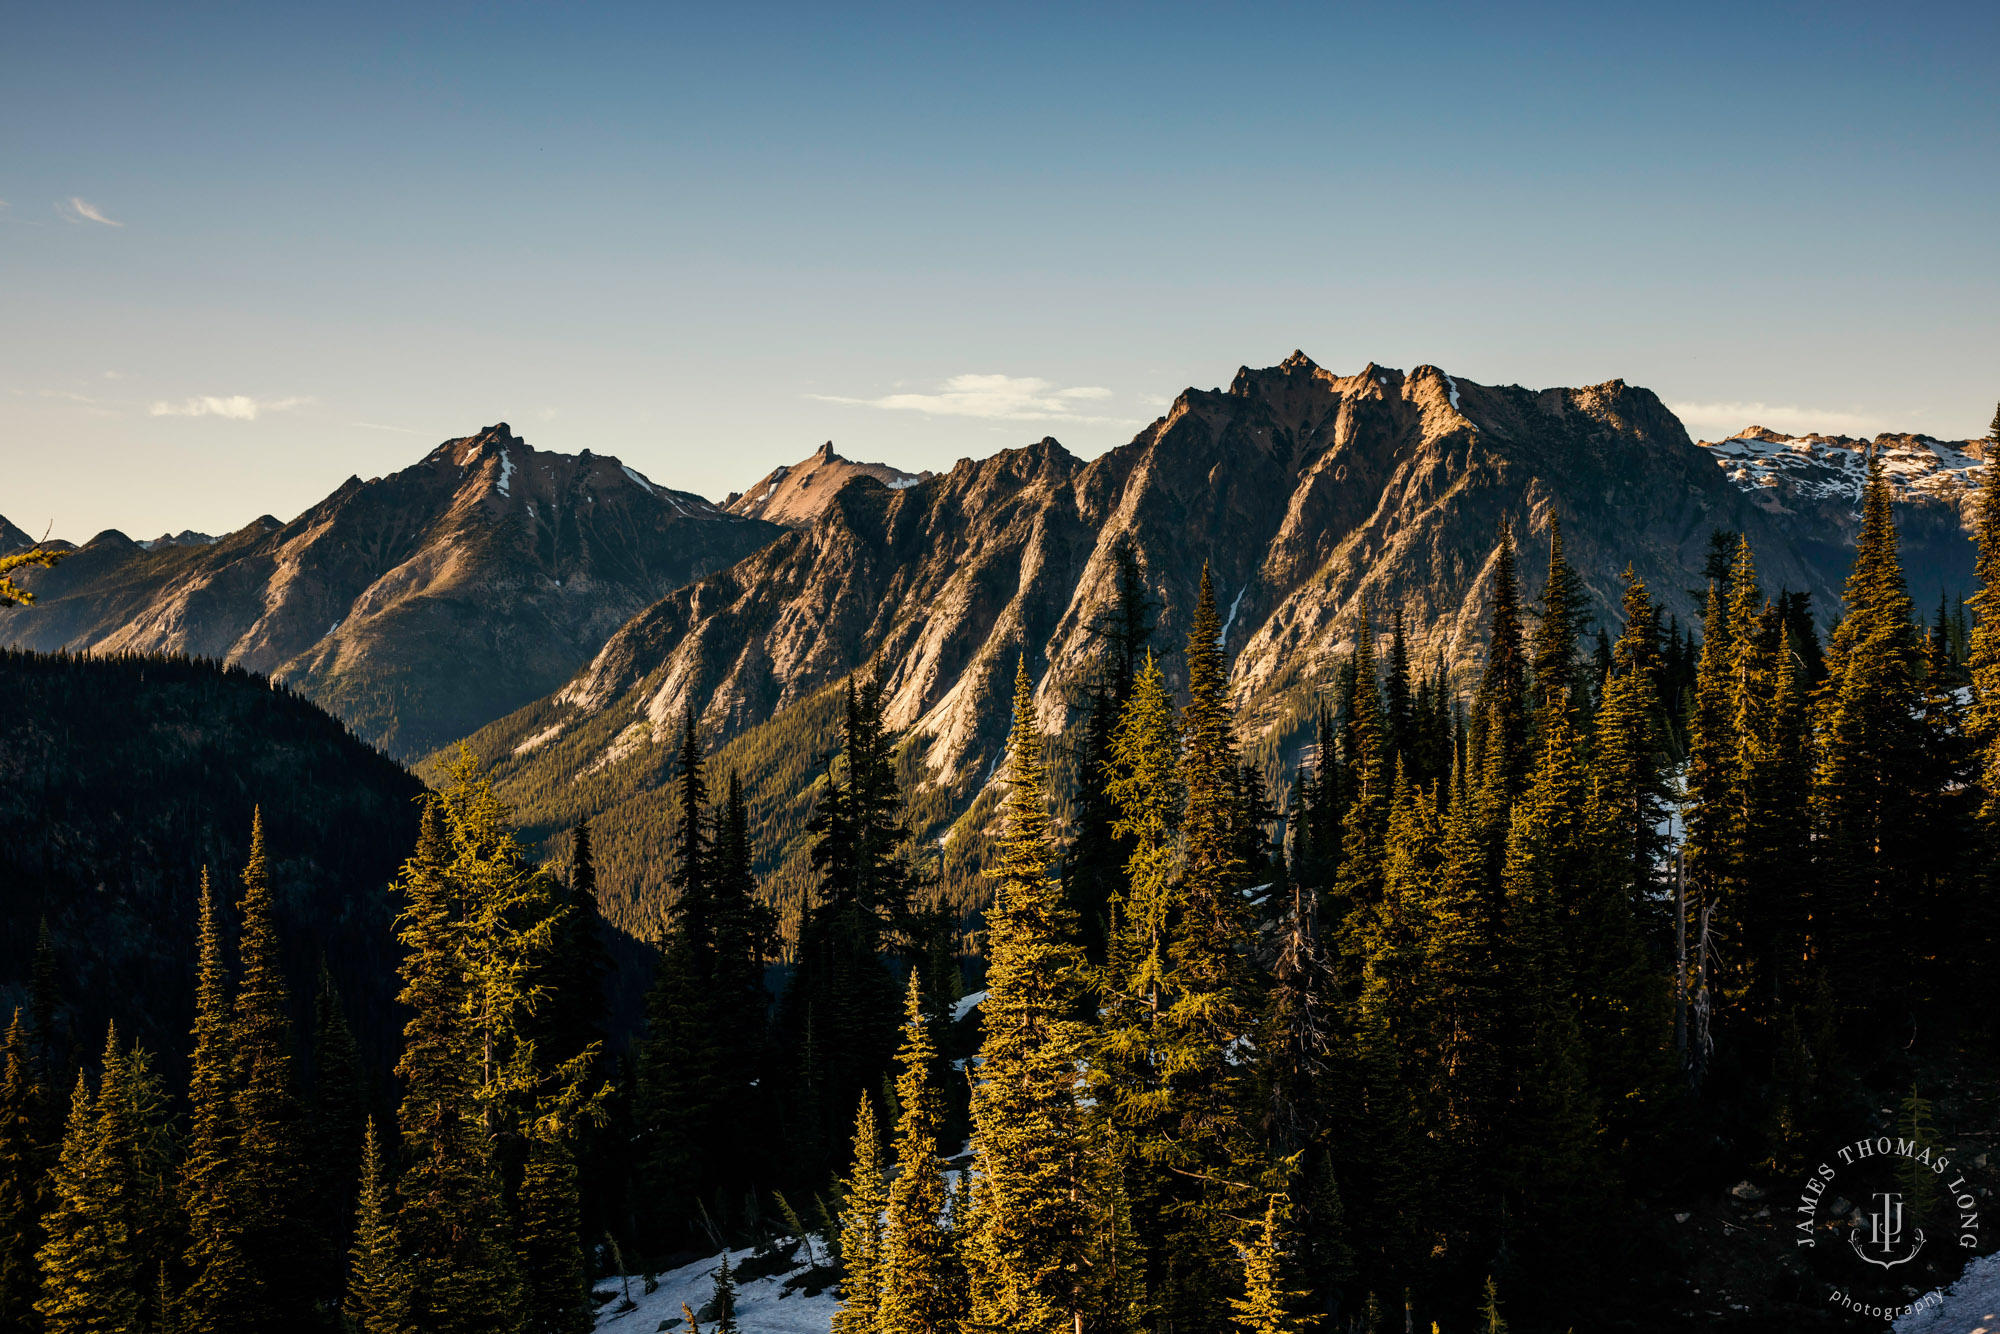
<box><xmin>3</xmin><ymin>449</ymin><xmax>1999</xmax><ymax>1334</ymax></box>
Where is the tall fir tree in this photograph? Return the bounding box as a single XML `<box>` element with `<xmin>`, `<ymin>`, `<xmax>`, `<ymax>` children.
<box><xmin>1529</xmin><ymin>513</ymin><xmax>1589</xmax><ymax>725</ymax></box>
<box><xmin>35</xmin><ymin>1030</ymin><xmax>144</xmax><ymax>1334</ymax></box>
<box><xmin>0</xmin><ymin>1010</ymin><xmax>46</xmax><ymax>1332</ymax></box>
<box><xmin>178</xmin><ymin>870</ymin><xmax>260</xmax><ymax>1333</ymax></box>
<box><xmin>229</xmin><ymin>812</ymin><xmax>312</xmax><ymax>1332</ymax></box>
<box><xmin>514</xmin><ymin>1135</ymin><xmax>591</xmax><ymax>1334</ymax></box>
<box><xmin>1157</xmin><ymin>565</ymin><xmax>1264</xmax><ymax>1327</ymax></box>
<box><xmin>387</xmin><ymin>796</ymin><xmax>518</xmax><ymax>1334</ymax></box>
<box><xmin>1966</xmin><ymin>430</ymin><xmax>2000</xmax><ymax>985</ymax></box>
<box><xmin>344</xmin><ymin>1117</ymin><xmax>395</xmax><ymax>1334</ymax></box>
<box><xmin>1473</xmin><ymin>521</ymin><xmax>1531</xmax><ymax>801</ymax></box>
<box><xmin>1813</xmin><ymin>453</ymin><xmax>1926</xmax><ymax>1012</ymax></box>
<box><xmin>1330</xmin><ymin>605</ymin><xmax>1389</xmax><ymax>970</ymax></box>
<box><xmin>780</xmin><ymin>675</ymin><xmax>915</xmax><ymax>1178</ymax></box>
<box><xmin>1228</xmin><ymin>1198</ymin><xmax>1318</xmax><ymax>1334</ymax></box>
<box><xmin>308</xmin><ymin>962</ymin><xmax>366</xmax><ymax>1320</ymax></box>
<box><xmin>966</xmin><ymin>658</ymin><xmax>1092</xmax><ymax>1334</ymax></box>
<box><xmin>876</xmin><ymin>974</ymin><xmax>963</xmax><ymax>1334</ymax></box>
<box><xmin>831</xmin><ymin>1095</ymin><xmax>887</xmax><ymax>1334</ymax></box>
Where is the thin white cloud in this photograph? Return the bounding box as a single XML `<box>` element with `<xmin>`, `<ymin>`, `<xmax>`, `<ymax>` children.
<box><xmin>58</xmin><ymin>197</ymin><xmax>122</xmax><ymax>227</ymax></box>
<box><xmin>811</xmin><ymin>373</ymin><xmax>1129</xmax><ymax>424</ymax></box>
<box><xmin>350</xmin><ymin>420</ymin><xmax>423</xmax><ymax>434</ymax></box>
<box><xmin>1670</xmin><ymin>400</ymin><xmax>1889</xmax><ymax>442</ymax></box>
<box><xmin>150</xmin><ymin>395</ymin><xmax>310</xmax><ymax>421</ymax></box>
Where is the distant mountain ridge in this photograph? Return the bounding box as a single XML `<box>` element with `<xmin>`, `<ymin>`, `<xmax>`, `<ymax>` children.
<box><xmin>725</xmin><ymin>440</ymin><xmax>932</xmax><ymax>526</ymax></box>
<box><xmin>449</xmin><ymin>352</ymin><xmax>1986</xmax><ymax>926</ymax></box>
<box><xmin>0</xmin><ymin>425</ymin><xmax>784</xmax><ymax>758</ymax></box>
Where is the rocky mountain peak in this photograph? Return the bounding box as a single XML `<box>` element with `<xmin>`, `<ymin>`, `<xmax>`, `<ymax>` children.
<box><xmin>727</xmin><ymin>441</ymin><xmax>933</xmax><ymax>527</ymax></box>
<box><xmin>0</xmin><ymin>429</ymin><xmax>783</xmax><ymax>758</ymax></box>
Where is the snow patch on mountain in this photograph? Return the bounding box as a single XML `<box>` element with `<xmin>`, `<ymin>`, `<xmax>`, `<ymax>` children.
<box><xmin>497</xmin><ymin>448</ymin><xmax>516</xmax><ymax>497</ymax></box>
<box><xmin>1698</xmin><ymin>428</ymin><xmax>1987</xmax><ymax>511</ymax></box>
<box><xmin>621</xmin><ymin>464</ymin><xmax>657</xmax><ymax>495</ymax></box>
<box><xmin>953</xmin><ymin>990</ymin><xmax>986</xmax><ymax>1022</ymax></box>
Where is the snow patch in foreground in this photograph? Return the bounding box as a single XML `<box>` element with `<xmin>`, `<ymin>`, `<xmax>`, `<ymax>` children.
<box><xmin>1893</xmin><ymin>1249</ymin><xmax>2000</xmax><ymax>1332</ymax></box>
<box><xmin>953</xmin><ymin>990</ymin><xmax>986</xmax><ymax>1022</ymax></box>
<box><xmin>594</xmin><ymin>1243</ymin><xmax>837</xmax><ymax>1334</ymax></box>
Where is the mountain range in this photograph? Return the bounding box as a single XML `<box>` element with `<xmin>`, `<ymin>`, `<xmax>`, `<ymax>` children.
<box><xmin>6</xmin><ymin>354</ymin><xmax>1988</xmax><ymax>931</ymax></box>
<box><xmin>447</xmin><ymin>354</ymin><xmax>1989</xmax><ymax>928</ymax></box>
<box><xmin>0</xmin><ymin>426</ymin><xmax>782</xmax><ymax>758</ymax></box>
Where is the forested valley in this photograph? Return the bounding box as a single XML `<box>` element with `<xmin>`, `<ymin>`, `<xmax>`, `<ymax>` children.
<box><xmin>2</xmin><ymin>451</ymin><xmax>1997</xmax><ymax>1333</ymax></box>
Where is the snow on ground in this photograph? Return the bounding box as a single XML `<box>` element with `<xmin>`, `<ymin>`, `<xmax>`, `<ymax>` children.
<box><xmin>1893</xmin><ymin>1250</ymin><xmax>2000</xmax><ymax>1333</ymax></box>
<box><xmin>497</xmin><ymin>448</ymin><xmax>516</xmax><ymax>497</ymax></box>
<box><xmin>953</xmin><ymin>990</ymin><xmax>986</xmax><ymax>1022</ymax></box>
<box><xmin>593</xmin><ymin>1243</ymin><xmax>837</xmax><ymax>1334</ymax></box>
<box><xmin>622</xmin><ymin>463</ymin><xmax>658</xmax><ymax>495</ymax></box>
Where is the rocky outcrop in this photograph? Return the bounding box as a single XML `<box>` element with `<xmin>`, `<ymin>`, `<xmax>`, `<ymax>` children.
<box><xmin>0</xmin><ymin>427</ymin><xmax>784</xmax><ymax>758</ymax></box>
<box><xmin>725</xmin><ymin>440</ymin><xmax>931</xmax><ymax>527</ymax></box>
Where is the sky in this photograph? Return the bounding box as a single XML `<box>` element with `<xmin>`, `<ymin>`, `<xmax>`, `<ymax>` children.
<box><xmin>4</xmin><ymin>1</ymin><xmax>1997</xmax><ymax>541</ymax></box>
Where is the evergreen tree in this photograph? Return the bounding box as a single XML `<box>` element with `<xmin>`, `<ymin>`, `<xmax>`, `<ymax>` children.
<box><xmin>1496</xmin><ymin>714</ymin><xmax>1602</xmax><ymax>1275</ymax></box>
<box><xmin>1530</xmin><ymin>513</ymin><xmax>1589</xmax><ymax>724</ymax></box>
<box><xmin>1813</xmin><ymin>454</ymin><xmax>1926</xmax><ymax>1009</ymax></box>
<box><xmin>1330</xmin><ymin>605</ymin><xmax>1389</xmax><ymax>969</ymax></box>
<box><xmin>707</xmin><ymin>1252</ymin><xmax>739</xmax><ymax>1334</ymax></box>
<box><xmin>344</xmin><ymin>1118</ymin><xmax>394</xmax><ymax>1334</ymax></box>
<box><xmin>230</xmin><ymin>811</ymin><xmax>312</xmax><ymax>1332</ymax></box>
<box><xmin>1965</xmin><ymin>438</ymin><xmax>2000</xmax><ymax>985</ymax></box>
<box><xmin>0</xmin><ymin>1011</ymin><xmax>46</xmax><ymax>1332</ymax></box>
<box><xmin>831</xmin><ymin>1096</ymin><xmax>887</xmax><ymax>1334</ymax></box>
<box><xmin>966</xmin><ymin>658</ymin><xmax>1092</xmax><ymax>1334</ymax></box>
<box><xmin>877</xmin><ymin>974</ymin><xmax>962</xmax><ymax>1334</ymax></box>
<box><xmin>1149</xmin><ymin>565</ymin><xmax>1263</xmax><ymax>1327</ymax></box>
<box><xmin>178</xmin><ymin>870</ymin><xmax>260</xmax><ymax>1333</ymax></box>
<box><xmin>1473</xmin><ymin>521</ymin><xmax>1531</xmax><ymax>800</ymax></box>
<box><xmin>1229</xmin><ymin>1198</ymin><xmax>1317</xmax><ymax>1334</ymax></box>
<box><xmin>1591</xmin><ymin>570</ymin><xmax>1672</xmax><ymax>899</ymax></box>
<box><xmin>780</xmin><ymin>676</ymin><xmax>916</xmax><ymax>1177</ymax></box>
<box><xmin>35</xmin><ymin>1034</ymin><xmax>143</xmax><ymax>1334</ymax></box>
<box><xmin>1385</xmin><ymin>605</ymin><xmax>1415</xmax><ymax>768</ymax></box>
<box><xmin>514</xmin><ymin>1136</ymin><xmax>591</xmax><ymax>1334</ymax></box>
<box><xmin>386</xmin><ymin>796</ymin><xmax>518</xmax><ymax>1334</ymax></box>
<box><xmin>308</xmin><ymin>962</ymin><xmax>366</xmax><ymax>1320</ymax></box>
<box><xmin>1067</xmin><ymin>538</ymin><xmax>1155</xmax><ymax>964</ymax></box>
<box><xmin>637</xmin><ymin>744</ymin><xmax>774</xmax><ymax>1246</ymax></box>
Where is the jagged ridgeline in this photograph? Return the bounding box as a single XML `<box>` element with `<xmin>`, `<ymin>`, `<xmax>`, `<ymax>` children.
<box><xmin>0</xmin><ymin>648</ymin><xmax>423</xmax><ymax>1074</ymax></box>
<box><xmin>447</xmin><ymin>355</ymin><xmax>1979</xmax><ymax>937</ymax></box>
<box><xmin>0</xmin><ymin>427</ymin><xmax>784</xmax><ymax>761</ymax></box>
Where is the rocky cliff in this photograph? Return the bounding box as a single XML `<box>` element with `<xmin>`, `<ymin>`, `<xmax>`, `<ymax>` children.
<box><xmin>0</xmin><ymin>426</ymin><xmax>784</xmax><ymax>758</ymax></box>
<box><xmin>450</xmin><ymin>353</ymin><xmax>1985</xmax><ymax>922</ymax></box>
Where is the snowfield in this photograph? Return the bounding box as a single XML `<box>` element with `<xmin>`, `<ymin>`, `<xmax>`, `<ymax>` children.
<box><xmin>594</xmin><ymin>1242</ymin><xmax>838</xmax><ymax>1333</ymax></box>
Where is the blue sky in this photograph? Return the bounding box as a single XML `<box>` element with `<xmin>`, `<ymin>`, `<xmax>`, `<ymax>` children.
<box><xmin>5</xmin><ymin>1</ymin><xmax>1997</xmax><ymax>539</ymax></box>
